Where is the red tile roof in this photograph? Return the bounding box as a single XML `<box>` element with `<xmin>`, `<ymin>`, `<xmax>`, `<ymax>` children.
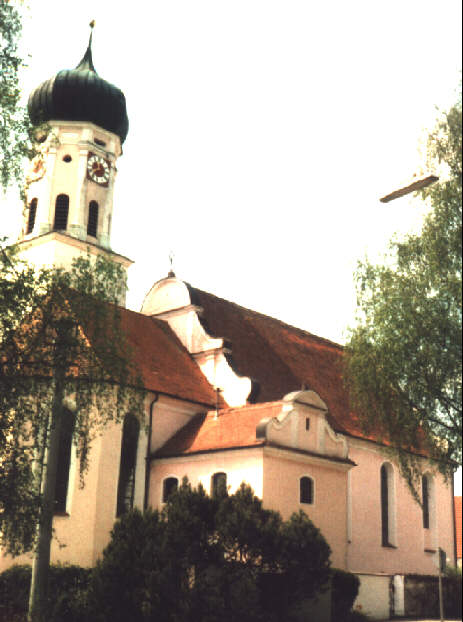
<box><xmin>116</xmin><ymin>307</ymin><xmax>220</xmax><ymax>407</ymax></box>
<box><xmin>187</xmin><ymin>287</ymin><xmax>365</xmax><ymax>438</ymax></box>
<box><xmin>455</xmin><ymin>496</ymin><xmax>462</xmax><ymax>561</ymax></box>
<box><xmin>157</xmin><ymin>402</ymin><xmax>282</xmax><ymax>457</ymax></box>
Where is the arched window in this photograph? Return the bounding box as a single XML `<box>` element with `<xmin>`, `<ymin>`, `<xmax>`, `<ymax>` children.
<box><xmin>87</xmin><ymin>201</ymin><xmax>99</xmax><ymax>237</ymax></box>
<box><xmin>26</xmin><ymin>198</ymin><xmax>38</xmax><ymax>234</ymax></box>
<box><xmin>422</xmin><ymin>475</ymin><xmax>430</xmax><ymax>528</ymax></box>
<box><xmin>55</xmin><ymin>408</ymin><xmax>75</xmax><ymax>513</ymax></box>
<box><xmin>162</xmin><ymin>477</ymin><xmax>179</xmax><ymax>502</ymax></box>
<box><xmin>53</xmin><ymin>194</ymin><xmax>69</xmax><ymax>231</ymax></box>
<box><xmin>300</xmin><ymin>476</ymin><xmax>314</xmax><ymax>504</ymax></box>
<box><xmin>211</xmin><ymin>472</ymin><xmax>227</xmax><ymax>497</ymax></box>
<box><xmin>380</xmin><ymin>463</ymin><xmax>395</xmax><ymax>546</ymax></box>
<box><xmin>116</xmin><ymin>414</ymin><xmax>140</xmax><ymax>517</ymax></box>
<box><xmin>422</xmin><ymin>474</ymin><xmax>434</xmax><ymax>529</ymax></box>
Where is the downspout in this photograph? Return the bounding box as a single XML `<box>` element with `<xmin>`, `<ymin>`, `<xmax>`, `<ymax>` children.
<box><xmin>143</xmin><ymin>393</ymin><xmax>159</xmax><ymax>511</ymax></box>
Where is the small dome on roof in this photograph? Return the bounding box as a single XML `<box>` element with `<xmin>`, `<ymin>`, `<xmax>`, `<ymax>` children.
<box><xmin>28</xmin><ymin>28</ymin><xmax>129</xmax><ymax>143</ymax></box>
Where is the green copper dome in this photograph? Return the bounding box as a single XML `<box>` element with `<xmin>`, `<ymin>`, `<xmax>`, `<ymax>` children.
<box><xmin>28</xmin><ymin>30</ymin><xmax>129</xmax><ymax>143</ymax></box>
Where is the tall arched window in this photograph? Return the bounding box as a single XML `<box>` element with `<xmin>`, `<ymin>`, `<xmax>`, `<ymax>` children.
<box><xmin>55</xmin><ymin>408</ymin><xmax>75</xmax><ymax>513</ymax></box>
<box><xmin>422</xmin><ymin>474</ymin><xmax>433</xmax><ymax>529</ymax></box>
<box><xmin>211</xmin><ymin>472</ymin><xmax>227</xmax><ymax>497</ymax></box>
<box><xmin>26</xmin><ymin>198</ymin><xmax>38</xmax><ymax>234</ymax></box>
<box><xmin>87</xmin><ymin>201</ymin><xmax>99</xmax><ymax>237</ymax></box>
<box><xmin>380</xmin><ymin>463</ymin><xmax>395</xmax><ymax>546</ymax></box>
<box><xmin>53</xmin><ymin>194</ymin><xmax>69</xmax><ymax>231</ymax></box>
<box><xmin>300</xmin><ymin>476</ymin><xmax>314</xmax><ymax>504</ymax></box>
<box><xmin>116</xmin><ymin>414</ymin><xmax>140</xmax><ymax>517</ymax></box>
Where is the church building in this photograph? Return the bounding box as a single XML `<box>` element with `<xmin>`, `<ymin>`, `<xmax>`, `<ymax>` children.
<box><xmin>1</xmin><ymin>31</ymin><xmax>457</xmax><ymax>621</ymax></box>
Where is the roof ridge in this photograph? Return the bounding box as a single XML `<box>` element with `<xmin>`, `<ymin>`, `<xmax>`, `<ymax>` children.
<box><xmin>187</xmin><ymin>285</ymin><xmax>344</xmax><ymax>350</ymax></box>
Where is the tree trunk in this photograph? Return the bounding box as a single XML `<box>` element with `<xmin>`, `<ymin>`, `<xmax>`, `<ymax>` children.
<box><xmin>28</xmin><ymin>365</ymin><xmax>65</xmax><ymax>622</ymax></box>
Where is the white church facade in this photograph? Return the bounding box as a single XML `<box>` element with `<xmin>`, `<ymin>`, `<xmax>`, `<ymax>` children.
<box><xmin>1</xmin><ymin>32</ymin><xmax>457</xmax><ymax>621</ymax></box>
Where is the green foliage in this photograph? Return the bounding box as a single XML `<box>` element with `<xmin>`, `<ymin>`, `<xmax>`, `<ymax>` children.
<box><xmin>0</xmin><ymin>563</ymin><xmax>91</xmax><ymax>622</ymax></box>
<box><xmin>344</xmin><ymin>97</ymin><xmax>462</xmax><ymax>490</ymax></box>
<box><xmin>0</xmin><ymin>1</ymin><xmax>35</xmax><ymax>193</ymax></box>
<box><xmin>445</xmin><ymin>573</ymin><xmax>463</xmax><ymax>618</ymax></box>
<box><xmin>445</xmin><ymin>563</ymin><xmax>462</xmax><ymax>578</ymax></box>
<box><xmin>85</xmin><ymin>481</ymin><xmax>331</xmax><ymax>622</ymax></box>
<box><xmin>331</xmin><ymin>568</ymin><xmax>360</xmax><ymax>622</ymax></box>
<box><xmin>0</xmin><ymin>246</ymin><xmax>145</xmax><ymax>556</ymax></box>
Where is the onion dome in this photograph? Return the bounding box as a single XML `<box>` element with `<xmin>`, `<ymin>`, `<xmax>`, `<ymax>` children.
<box><xmin>28</xmin><ymin>26</ymin><xmax>129</xmax><ymax>143</ymax></box>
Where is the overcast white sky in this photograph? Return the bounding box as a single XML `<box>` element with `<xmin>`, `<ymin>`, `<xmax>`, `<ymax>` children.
<box><xmin>2</xmin><ymin>1</ymin><xmax>461</xmax><ymax>490</ymax></box>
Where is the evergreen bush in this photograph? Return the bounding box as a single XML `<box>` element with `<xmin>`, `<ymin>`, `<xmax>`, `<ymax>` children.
<box><xmin>331</xmin><ymin>567</ymin><xmax>360</xmax><ymax>622</ymax></box>
<box><xmin>0</xmin><ymin>563</ymin><xmax>91</xmax><ymax>622</ymax></box>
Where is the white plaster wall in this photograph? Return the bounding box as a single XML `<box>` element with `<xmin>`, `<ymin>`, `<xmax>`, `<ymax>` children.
<box><xmin>149</xmin><ymin>396</ymin><xmax>205</xmax><ymax>453</ymax></box>
<box><xmin>354</xmin><ymin>574</ymin><xmax>391</xmax><ymax>620</ymax></box>
<box><xmin>347</xmin><ymin>438</ymin><xmax>456</xmax><ymax>575</ymax></box>
<box><xmin>16</xmin><ymin>233</ymin><xmax>131</xmax><ymax>305</ymax></box>
<box><xmin>262</xmin><ymin>447</ymin><xmax>350</xmax><ymax>570</ymax></box>
<box><xmin>0</xmin><ymin>400</ymin><xmax>148</xmax><ymax>571</ymax></box>
<box><xmin>149</xmin><ymin>448</ymin><xmax>264</xmax><ymax>508</ymax></box>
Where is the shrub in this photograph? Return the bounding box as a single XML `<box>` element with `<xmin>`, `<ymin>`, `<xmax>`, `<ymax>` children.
<box><xmin>0</xmin><ymin>563</ymin><xmax>91</xmax><ymax>622</ymax></box>
<box><xmin>0</xmin><ymin>564</ymin><xmax>30</xmax><ymax>622</ymax></box>
<box><xmin>85</xmin><ymin>481</ymin><xmax>332</xmax><ymax>622</ymax></box>
<box><xmin>331</xmin><ymin>568</ymin><xmax>360</xmax><ymax>622</ymax></box>
<box><xmin>444</xmin><ymin>573</ymin><xmax>462</xmax><ymax>619</ymax></box>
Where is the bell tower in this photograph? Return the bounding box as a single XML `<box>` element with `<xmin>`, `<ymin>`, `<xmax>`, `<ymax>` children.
<box><xmin>17</xmin><ymin>25</ymin><xmax>132</xmax><ymax>286</ymax></box>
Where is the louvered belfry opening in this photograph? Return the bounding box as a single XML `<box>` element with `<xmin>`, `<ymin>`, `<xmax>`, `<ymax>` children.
<box><xmin>53</xmin><ymin>194</ymin><xmax>69</xmax><ymax>231</ymax></box>
<box><xmin>26</xmin><ymin>198</ymin><xmax>38</xmax><ymax>234</ymax></box>
<box><xmin>87</xmin><ymin>201</ymin><xmax>99</xmax><ymax>237</ymax></box>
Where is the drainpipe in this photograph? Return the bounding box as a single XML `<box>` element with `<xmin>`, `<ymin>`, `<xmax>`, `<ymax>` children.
<box><xmin>143</xmin><ymin>393</ymin><xmax>159</xmax><ymax>511</ymax></box>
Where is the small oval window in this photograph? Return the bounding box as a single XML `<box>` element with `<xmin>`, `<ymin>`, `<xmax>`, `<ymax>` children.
<box><xmin>63</xmin><ymin>155</ymin><xmax>72</xmax><ymax>163</ymax></box>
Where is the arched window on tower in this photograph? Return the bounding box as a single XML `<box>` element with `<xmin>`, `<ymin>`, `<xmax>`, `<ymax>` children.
<box><xmin>55</xmin><ymin>408</ymin><xmax>75</xmax><ymax>514</ymax></box>
<box><xmin>53</xmin><ymin>194</ymin><xmax>69</xmax><ymax>231</ymax></box>
<box><xmin>116</xmin><ymin>414</ymin><xmax>140</xmax><ymax>517</ymax></box>
<box><xmin>87</xmin><ymin>201</ymin><xmax>99</xmax><ymax>237</ymax></box>
<box><xmin>26</xmin><ymin>198</ymin><xmax>38</xmax><ymax>234</ymax></box>
<box><xmin>380</xmin><ymin>463</ymin><xmax>396</xmax><ymax>547</ymax></box>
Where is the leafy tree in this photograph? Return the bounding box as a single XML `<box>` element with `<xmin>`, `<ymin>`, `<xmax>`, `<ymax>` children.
<box><xmin>0</xmin><ymin>244</ymin><xmax>144</xmax><ymax>621</ymax></box>
<box><xmin>0</xmin><ymin>1</ymin><xmax>35</xmax><ymax>193</ymax></box>
<box><xmin>344</xmin><ymin>97</ymin><xmax>462</xmax><ymax>491</ymax></box>
<box><xmin>85</xmin><ymin>480</ymin><xmax>332</xmax><ymax>622</ymax></box>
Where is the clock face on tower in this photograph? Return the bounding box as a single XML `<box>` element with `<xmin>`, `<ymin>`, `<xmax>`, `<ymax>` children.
<box><xmin>87</xmin><ymin>153</ymin><xmax>110</xmax><ymax>186</ymax></box>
